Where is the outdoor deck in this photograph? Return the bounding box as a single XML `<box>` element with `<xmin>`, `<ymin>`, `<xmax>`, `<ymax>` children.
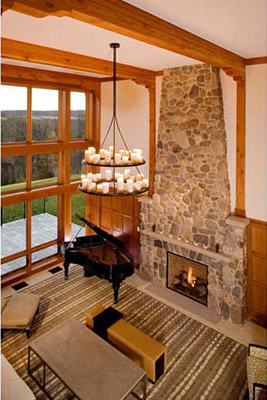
<box><xmin>1</xmin><ymin>213</ymin><xmax>85</xmax><ymax>276</ymax></box>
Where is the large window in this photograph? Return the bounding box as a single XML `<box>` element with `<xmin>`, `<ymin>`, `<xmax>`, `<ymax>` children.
<box><xmin>1</xmin><ymin>85</ymin><xmax>27</xmax><ymax>143</ymax></box>
<box><xmin>1</xmin><ymin>83</ymin><xmax>93</xmax><ymax>279</ymax></box>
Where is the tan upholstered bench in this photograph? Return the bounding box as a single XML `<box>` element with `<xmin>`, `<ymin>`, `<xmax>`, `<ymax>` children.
<box><xmin>1</xmin><ymin>293</ymin><xmax>40</xmax><ymax>339</ymax></box>
<box><xmin>86</xmin><ymin>303</ymin><xmax>167</xmax><ymax>382</ymax></box>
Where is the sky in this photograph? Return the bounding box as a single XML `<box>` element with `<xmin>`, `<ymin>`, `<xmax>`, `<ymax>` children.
<box><xmin>1</xmin><ymin>85</ymin><xmax>85</xmax><ymax>110</ymax></box>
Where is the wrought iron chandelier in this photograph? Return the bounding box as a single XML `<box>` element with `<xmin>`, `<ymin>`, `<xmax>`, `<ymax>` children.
<box><xmin>79</xmin><ymin>43</ymin><xmax>149</xmax><ymax>197</ymax></box>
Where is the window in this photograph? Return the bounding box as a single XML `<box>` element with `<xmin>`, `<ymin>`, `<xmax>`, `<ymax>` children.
<box><xmin>70</xmin><ymin>91</ymin><xmax>86</xmax><ymax>139</ymax></box>
<box><xmin>71</xmin><ymin>150</ymin><xmax>84</xmax><ymax>180</ymax></box>
<box><xmin>1</xmin><ymin>203</ymin><xmax>27</xmax><ymax>258</ymax></box>
<box><xmin>32</xmin><ymin>88</ymin><xmax>59</xmax><ymax>141</ymax></box>
<box><xmin>1</xmin><ymin>85</ymin><xmax>27</xmax><ymax>143</ymax></box>
<box><xmin>1</xmin><ymin>156</ymin><xmax>26</xmax><ymax>191</ymax></box>
<box><xmin>31</xmin><ymin>196</ymin><xmax>58</xmax><ymax>247</ymax></box>
<box><xmin>32</xmin><ymin>245</ymin><xmax>58</xmax><ymax>263</ymax></box>
<box><xmin>71</xmin><ymin>193</ymin><xmax>85</xmax><ymax>237</ymax></box>
<box><xmin>1</xmin><ymin>257</ymin><xmax>27</xmax><ymax>276</ymax></box>
<box><xmin>32</xmin><ymin>153</ymin><xmax>58</xmax><ymax>186</ymax></box>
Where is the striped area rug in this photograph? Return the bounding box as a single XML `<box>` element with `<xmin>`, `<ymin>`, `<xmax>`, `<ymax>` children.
<box><xmin>1</xmin><ymin>266</ymin><xmax>248</xmax><ymax>400</ymax></box>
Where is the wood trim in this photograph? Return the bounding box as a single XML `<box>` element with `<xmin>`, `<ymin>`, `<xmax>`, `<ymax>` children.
<box><xmin>245</xmin><ymin>57</ymin><xmax>267</xmax><ymax>66</ymax></box>
<box><xmin>234</xmin><ymin>77</ymin><xmax>246</xmax><ymax>217</ymax></box>
<box><xmin>1</xmin><ymin>64</ymin><xmax>100</xmax><ymax>91</ymax></box>
<box><xmin>1</xmin><ymin>0</ymin><xmax>245</xmax><ymax>78</ymax></box>
<box><xmin>249</xmin><ymin>218</ymin><xmax>267</xmax><ymax>227</ymax></box>
<box><xmin>148</xmin><ymin>82</ymin><xmax>156</xmax><ymax>196</ymax></box>
<box><xmin>1</xmin><ymin>38</ymin><xmax>155</xmax><ymax>84</ymax></box>
<box><xmin>2</xmin><ymin>140</ymin><xmax>93</xmax><ymax>157</ymax></box>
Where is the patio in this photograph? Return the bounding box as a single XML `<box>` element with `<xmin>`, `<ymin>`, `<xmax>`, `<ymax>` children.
<box><xmin>1</xmin><ymin>213</ymin><xmax>85</xmax><ymax>276</ymax></box>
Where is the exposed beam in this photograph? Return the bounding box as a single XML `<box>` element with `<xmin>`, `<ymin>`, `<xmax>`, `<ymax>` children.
<box><xmin>1</xmin><ymin>64</ymin><xmax>100</xmax><ymax>90</ymax></box>
<box><xmin>1</xmin><ymin>0</ymin><xmax>245</xmax><ymax>78</ymax></box>
<box><xmin>245</xmin><ymin>57</ymin><xmax>267</xmax><ymax>66</ymax></box>
<box><xmin>1</xmin><ymin>38</ymin><xmax>155</xmax><ymax>85</ymax></box>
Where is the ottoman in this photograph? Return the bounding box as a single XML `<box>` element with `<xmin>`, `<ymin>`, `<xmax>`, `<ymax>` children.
<box><xmin>1</xmin><ymin>293</ymin><xmax>40</xmax><ymax>338</ymax></box>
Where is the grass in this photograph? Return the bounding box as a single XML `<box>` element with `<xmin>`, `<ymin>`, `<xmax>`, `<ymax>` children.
<box><xmin>1</xmin><ymin>178</ymin><xmax>85</xmax><ymax>226</ymax></box>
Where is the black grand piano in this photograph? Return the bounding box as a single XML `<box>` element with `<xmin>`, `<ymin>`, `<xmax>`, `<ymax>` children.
<box><xmin>61</xmin><ymin>214</ymin><xmax>134</xmax><ymax>303</ymax></box>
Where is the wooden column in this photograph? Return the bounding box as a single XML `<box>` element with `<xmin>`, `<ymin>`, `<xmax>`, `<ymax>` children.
<box><xmin>235</xmin><ymin>76</ymin><xmax>246</xmax><ymax>217</ymax></box>
<box><xmin>148</xmin><ymin>81</ymin><xmax>156</xmax><ymax>196</ymax></box>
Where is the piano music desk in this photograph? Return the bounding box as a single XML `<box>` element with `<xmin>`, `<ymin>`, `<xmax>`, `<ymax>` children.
<box><xmin>86</xmin><ymin>304</ymin><xmax>166</xmax><ymax>383</ymax></box>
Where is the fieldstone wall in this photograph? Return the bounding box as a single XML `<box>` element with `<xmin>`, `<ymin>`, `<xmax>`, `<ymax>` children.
<box><xmin>139</xmin><ymin>64</ymin><xmax>249</xmax><ymax>324</ymax></box>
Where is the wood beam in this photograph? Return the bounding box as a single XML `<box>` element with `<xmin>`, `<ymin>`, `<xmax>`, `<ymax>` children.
<box><xmin>1</xmin><ymin>64</ymin><xmax>100</xmax><ymax>91</ymax></box>
<box><xmin>245</xmin><ymin>57</ymin><xmax>267</xmax><ymax>66</ymax></box>
<box><xmin>1</xmin><ymin>38</ymin><xmax>155</xmax><ymax>85</ymax></box>
<box><xmin>1</xmin><ymin>0</ymin><xmax>245</xmax><ymax>78</ymax></box>
<box><xmin>234</xmin><ymin>76</ymin><xmax>246</xmax><ymax>217</ymax></box>
<box><xmin>148</xmin><ymin>81</ymin><xmax>156</xmax><ymax>196</ymax></box>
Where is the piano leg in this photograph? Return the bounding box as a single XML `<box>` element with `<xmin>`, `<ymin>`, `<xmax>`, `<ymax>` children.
<box><xmin>64</xmin><ymin>262</ymin><xmax>69</xmax><ymax>280</ymax></box>
<box><xmin>112</xmin><ymin>281</ymin><xmax>121</xmax><ymax>304</ymax></box>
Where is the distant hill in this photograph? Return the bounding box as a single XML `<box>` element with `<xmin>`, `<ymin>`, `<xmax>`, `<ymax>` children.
<box><xmin>1</xmin><ymin>110</ymin><xmax>85</xmax><ymax>118</ymax></box>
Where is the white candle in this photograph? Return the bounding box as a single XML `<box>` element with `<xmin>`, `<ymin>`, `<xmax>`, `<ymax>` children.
<box><xmin>122</xmin><ymin>156</ymin><xmax>129</xmax><ymax>165</ymax></box>
<box><xmin>96</xmin><ymin>173</ymin><xmax>102</xmax><ymax>182</ymax></box>
<box><xmin>119</xmin><ymin>149</ymin><xmax>126</xmax><ymax>157</ymax></box>
<box><xmin>114</xmin><ymin>153</ymin><xmax>121</xmax><ymax>165</ymax></box>
<box><xmin>97</xmin><ymin>183</ymin><xmax>103</xmax><ymax>193</ymax></box>
<box><xmin>142</xmin><ymin>178</ymin><xmax>149</xmax><ymax>188</ymax></box>
<box><xmin>131</xmin><ymin>152</ymin><xmax>138</xmax><ymax>162</ymax></box>
<box><xmin>81</xmin><ymin>174</ymin><xmax>86</xmax><ymax>180</ymax></box>
<box><xmin>100</xmin><ymin>148</ymin><xmax>106</xmax><ymax>159</ymax></box>
<box><xmin>82</xmin><ymin>178</ymin><xmax>89</xmax><ymax>190</ymax></box>
<box><xmin>117</xmin><ymin>178</ymin><xmax>124</xmax><ymax>192</ymax></box>
<box><xmin>134</xmin><ymin>181</ymin><xmax>142</xmax><ymax>191</ymax></box>
<box><xmin>133</xmin><ymin>148</ymin><xmax>143</xmax><ymax>155</ymax></box>
<box><xmin>88</xmin><ymin>182</ymin><xmax>96</xmax><ymax>192</ymax></box>
<box><xmin>87</xmin><ymin>173</ymin><xmax>93</xmax><ymax>182</ymax></box>
<box><xmin>105</xmin><ymin>169</ymin><xmax>112</xmax><ymax>181</ymax></box>
<box><xmin>109</xmin><ymin>146</ymin><xmax>114</xmax><ymax>157</ymax></box>
<box><xmin>136</xmin><ymin>153</ymin><xmax>143</xmax><ymax>162</ymax></box>
<box><xmin>88</xmin><ymin>147</ymin><xmax>96</xmax><ymax>155</ymax></box>
<box><xmin>105</xmin><ymin>151</ymin><xmax>111</xmax><ymax>161</ymax></box>
<box><xmin>92</xmin><ymin>174</ymin><xmax>98</xmax><ymax>182</ymax></box>
<box><xmin>127</xmin><ymin>179</ymin><xmax>134</xmax><ymax>193</ymax></box>
<box><xmin>93</xmin><ymin>154</ymin><xmax>100</xmax><ymax>164</ymax></box>
<box><xmin>89</xmin><ymin>155</ymin><xmax>95</xmax><ymax>163</ymax></box>
<box><xmin>102</xmin><ymin>182</ymin><xmax>110</xmax><ymax>194</ymax></box>
<box><xmin>116</xmin><ymin>173</ymin><xmax>124</xmax><ymax>181</ymax></box>
<box><xmin>124</xmin><ymin>169</ymin><xmax>131</xmax><ymax>179</ymax></box>
<box><xmin>85</xmin><ymin>150</ymin><xmax>90</xmax><ymax>162</ymax></box>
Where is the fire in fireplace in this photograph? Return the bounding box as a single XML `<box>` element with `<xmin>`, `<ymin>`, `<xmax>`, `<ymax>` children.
<box><xmin>167</xmin><ymin>252</ymin><xmax>208</xmax><ymax>306</ymax></box>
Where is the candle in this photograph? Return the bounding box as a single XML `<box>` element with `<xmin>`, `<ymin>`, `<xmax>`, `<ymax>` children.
<box><xmin>135</xmin><ymin>173</ymin><xmax>144</xmax><ymax>182</ymax></box>
<box><xmin>130</xmin><ymin>152</ymin><xmax>138</xmax><ymax>162</ymax></box>
<box><xmin>93</xmin><ymin>154</ymin><xmax>100</xmax><ymax>164</ymax></box>
<box><xmin>126</xmin><ymin>179</ymin><xmax>134</xmax><ymax>193</ymax></box>
<box><xmin>133</xmin><ymin>148</ymin><xmax>143</xmax><ymax>155</ymax></box>
<box><xmin>142</xmin><ymin>178</ymin><xmax>149</xmax><ymax>188</ymax></box>
<box><xmin>81</xmin><ymin>174</ymin><xmax>86</xmax><ymax>180</ymax></box>
<box><xmin>85</xmin><ymin>150</ymin><xmax>90</xmax><ymax>162</ymax></box>
<box><xmin>88</xmin><ymin>182</ymin><xmax>96</xmax><ymax>192</ymax></box>
<box><xmin>105</xmin><ymin>169</ymin><xmax>112</xmax><ymax>181</ymax></box>
<box><xmin>134</xmin><ymin>181</ymin><xmax>142</xmax><ymax>191</ymax></box>
<box><xmin>109</xmin><ymin>146</ymin><xmax>114</xmax><ymax>157</ymax></box>
<box><xmin>114</xmin><ymin>153</ymin><xmax>121</xmax><ymax>165</ymax></box>
<box><xmin>97</xmin><ymin>184</ymin><xmax>103</xmax><ymax>193</ymax></box>
<box><xmin>100</xmin><ymin>149</ymin><xmax>106</xmax><ymax>159</ymax></box>
<box><xmin>117</xmin><ymin>177</ymin><xmax>124</xmax><ymax>192</ymax></box>
<box><xmin>102</xmin><ymin>182</ymin><xmax>110</xmax><ymax>194</ymax></box>
<box><xmin>115</xmin><ymin>173</ymin><xmax>123</xmax><ymax>181</ymax></box>
<box><xmin>96</xmin><ymin>173</ymin><xmax>102</xmax><ymax>182</ymax></box>
<box><xmin>88</xmin><ymin>147</ymin><xmax>96</xmax><ymax>155</ymax></box>
<box><xmin>89</xmin><ymin>155</ymin><xmax>95</xmax><ymax>163</ymax></box>
<box><xmin>87</xmin><ymin>173</ymin><xmax>93</xmax><ymax>183</ymax></box>
<box><xmin>122</xmin><ymin>156</ymin><xmax>129</xmax><ymax>165</ymax></box>
<box><xmin>124</xmin><ymin>169</ymin><xmax>131</xmax><ymax>179</ymax></box>
<box><xmin>136</xmin><ymin>153</ymin><xmax>143</xmax><ymax>162</ymax></box>
<box><xmin>82</xmin><ymin>178</ymin><xmax>89</xmax><ymax>190</ymax></box>
<box><xmin>92</xmin><ymin>174</ymin><xmax>98</xmax><ymax>182</ymax></box>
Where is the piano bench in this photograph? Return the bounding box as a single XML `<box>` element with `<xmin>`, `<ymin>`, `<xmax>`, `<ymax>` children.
<box><xmin>86</xmin><ymin>304</ymin><xmax>167</xmax><ymax>383</ymax></box>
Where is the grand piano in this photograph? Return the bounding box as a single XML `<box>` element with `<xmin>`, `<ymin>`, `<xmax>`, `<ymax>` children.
<box><xmin>61</xmin><ymin>215</ymin><xmax>134</xmax><ymax>303</ymax></box>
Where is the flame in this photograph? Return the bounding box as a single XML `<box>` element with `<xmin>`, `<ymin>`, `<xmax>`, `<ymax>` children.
<box><xmin>188</xmin><ymin>267</ymin><xmax>196</xmax><ymax>287</ymax></box>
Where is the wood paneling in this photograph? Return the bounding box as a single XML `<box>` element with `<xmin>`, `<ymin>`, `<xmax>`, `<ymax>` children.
<box><xmin>1</xmin><ymin>38</ymin><xmax>155</xmax><ymax>85</ymax></box>
<box><xmin>234</xmin><ymin>77</ymin><xmax>246</xmax><ymax>217</ymax></box>
<box><xmin>2</xmin><ymin>0</ymin><xmax>245</xmax><ymax>77</ymax></box>
<box><xmin>247</xmin><ymin>219</ymin><xmax>267</xmax><ymax>327</ymax></box>
<box><xmin>245</xmin><ymin>57</ymin><xmax>267</xmax><ymax>66</ymax></box>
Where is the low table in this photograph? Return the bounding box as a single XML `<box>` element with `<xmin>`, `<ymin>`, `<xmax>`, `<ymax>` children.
<box><xmin>28</xmin><ymin>319</ymin><xmax>146</xmax><ymax>400</ymax></box>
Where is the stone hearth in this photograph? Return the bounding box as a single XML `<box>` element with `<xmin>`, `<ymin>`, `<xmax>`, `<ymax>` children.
<box><xmin>139</xmin><ymin>64</ymin><xmax>249</xmax><ymax>325</ymax></box>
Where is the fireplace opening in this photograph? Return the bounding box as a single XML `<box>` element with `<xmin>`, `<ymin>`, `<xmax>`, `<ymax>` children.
<box><xmin>167</xmin><ymin>252</ymin><xmax>208</xmax><ymax>306</ymax></box>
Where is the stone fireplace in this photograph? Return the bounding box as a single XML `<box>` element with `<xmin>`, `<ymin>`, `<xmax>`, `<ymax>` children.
<box><xmin>139</xmin><ymin>64</ymin><xmax>249</xmax><ymax>325</ymax></box>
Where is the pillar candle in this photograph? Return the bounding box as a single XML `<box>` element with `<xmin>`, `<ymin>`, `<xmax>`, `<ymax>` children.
<box><xmin>89</xmin><ymin>155</ymin><xmax>95</xmax><ymax>163</ymax></box>
<box><xmin>105</xmin><ymin>169</ymin><xmax>112</xmax><ymax>181</ymax></box>
<box><xmin>82</xmin><ymin>178</ymin><xmax>89</xmax><ymax>190</ymax></box>
<box><xmin>124</xmin><ymin>169</ymin><xmax>131</xmax><ymax>179</ymax></box>
<box><xmin>96</xmin><ymin>173</ymin><xmax>102</xmax><ymax>182</ymax></box>
<box><xmin>97</xmin><ymin>183</ymin><xmax>103</xmax><ymax>193</ymax></box>
<box><xmin>136</xmin><ymin>153</ymin><xmax>143</xmax><ymax>162</ymax></box>
<box><xmin>133</xmin><ymin>148</ymin><xmax>143</xmax><ymax>155</ymax></box>
<box><xmin>119</xmin><ymin>149</ymin><xmax>126</xmax><ymax>157</ymax></box>
<box><xmin>100</xmin><ymin>149</ymin><xmax>106</xmax><ymax>159</ymax></box>
<box><xmin>126</xmin><ymin>179</ymin><xmax>134</xmax><ymax>193</ymax></box>
<box><xmin>92</xmin><ymin>174</ymin><xmax>98</xmax><ymax>182</ymax></box>
<box><xmin>102</xmin><ymin>182</ymin><xmax>110</xmax><ymax>194</ymax></box>
<box><xmin>93</xmin><ymin>154</ymin><xmax>100</xmax><ymax>164</ymax></box>
<box><xmin>87</xmin><ymin>173</ymin><xmax>93</xmax><ymax>182</ymax></box>
<box><xmin>142</xmin><ymin>178</ymin><xmax>149</xmax><ymax>188</ymax></box>
<box><xmin>109</xmin><ymin>146</ymin><xmax>114</xmax><ymax>157</ymax></box>
<box><xmin>88</xmin><ymin>182</ymin><xmax>96</xmax><ymax>192</ymax></box>
<box><xmin>116</xmin><ymin>173</ymin><xmax>123</xmax><ymax>181</ymax></box>
<box><xmin>88</xmin><ymin>147</ymin><xmax>96</xmax><ymax>155</ymax></box>
<box><xmin>130</xmin><ymin>152</ymin><xmax>138</xmax><ymax>162</ymax></box>
<box><xmin>114</xmin><ymin>153</ymin><xmax>121</xmax><ymax>164</ymax></box>
<box><xmin>117</xmin><ymin>178</ymin><xmax>124</xmax><ymax>192</ymax></box>
<box><xmin>122</xmin><ymin>156</ymin><xmax>129</xmax><ymax>165</ymax></box>
<box><xmin>105</xmin><ymin>151</ymin><xmax>111</xmax><ymax>164</ymax></box>
<box><xmin>81</xmin><ymin>174</ymin><xmax>86</xmax><ymax>180</ymax></box>
<box><xmin>134</xmin><ymin>181</ymin><xmax>142</xmax><ymax>191</ymax></box>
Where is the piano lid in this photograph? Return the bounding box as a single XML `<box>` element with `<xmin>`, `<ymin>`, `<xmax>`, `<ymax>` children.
<box><xmin>75</xmin><ymin>214</ymin><xmax>124</xmax><ymax>249</ymax></box>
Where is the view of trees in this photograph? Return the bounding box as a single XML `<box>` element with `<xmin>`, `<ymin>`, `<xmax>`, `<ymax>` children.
<box><xmin>1</xmin><ymin>110</ymin><xmax>85</xmax><ymax>187</ymax></box>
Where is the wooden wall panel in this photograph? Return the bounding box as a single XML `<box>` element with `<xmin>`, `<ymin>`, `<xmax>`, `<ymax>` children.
<box><xmin>247</xmin><ymin>219</ymin><xmax>267</xmax><ymax>327</ymax></box>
